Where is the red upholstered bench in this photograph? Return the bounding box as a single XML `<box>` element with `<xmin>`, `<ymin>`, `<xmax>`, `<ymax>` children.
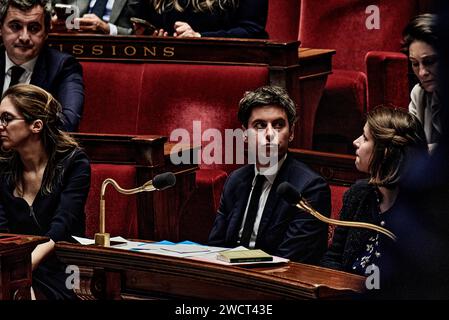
<box><xmin>266</xmin><ymin>0</ymin><xmax>300</xmax><ymax>42</ymax></box>
<box><xmin>137</xmin><ymin>63</ymin><xmax>268</xmax><ymax>242</ymax></box>
<box><xmin>79</xmin><ymin>61</ymin><xmax>269</xmax><ymax>242</ymax></box>
<box><xmin>298</xmin><ymin>0</ymin><xmax>423</xmax><ymax>153</ymax></box>
<box><xmin>80</xmin><ymin>62</ymin><xmax>144</xmax><ymax>134</ymax></box>
<box><xmin>86</xmin><ymin>164</ymin><xmax>138</xmax><ymax>239</ymax></box>
<box><xmin>78</xmin><ymin>63</ymin><xmax>143</xmax><ymax>238</ymax></box>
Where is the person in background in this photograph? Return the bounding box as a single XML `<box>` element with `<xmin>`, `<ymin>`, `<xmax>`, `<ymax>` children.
<box><xmin>208</xmin><ymin>86</ymin><xmax>330</xmax><ymax>264</ymax></box>
<box><xmin>0</xmin><ymin>0</ymin><xmax>84</xmax><ymax>131</ymax></box>
<box><xmin>402</xmin><ymin>13</ymin><xmax>441</xmax><ymax>153</ymax></box>
<box><xmin>381</xmin><ymin>7</ymin><xmax>449</xmax><ymax>299</ymax></box>
<box><xmin>0</xmin><ymin>84</ymin><xmax>91</xmax><ymax>299</ymax></box>
<box><xmin>320</xmin><ymin>106</ymin><xmax>428</xmax><ymax>278</ymax></box>
<box><xmin>128</xmin><ymin>0</ymin><xmax>268</xmax><ymax>38</ymax></box>
<box><xmin>53</xmin><ymin>0</ymin><xmax>134</xmax><ymax>35</ymax></box>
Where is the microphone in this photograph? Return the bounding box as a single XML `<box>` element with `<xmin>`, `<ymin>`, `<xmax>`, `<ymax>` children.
<box><xmin>95</xmin><ymin>172</ymin><xmax>177</xmax><ymax>246</ymax></box>
<box><xmin>140</xmin><ymin>172</ymin><xmax>177</xmax><ymax>192</ymax></box>
<box><xmin>276</xmin><ymin>181</ymin><xmax>302</xmax><ymax>206</ymax></box>
<box><xmin>276</xmin><ymin>182</ymin><xmax>397</xmax><ymax>241</ymax></box>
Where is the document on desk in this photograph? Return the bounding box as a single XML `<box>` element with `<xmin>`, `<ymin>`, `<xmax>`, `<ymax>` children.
<box><xmin>72</xmin><ymin>236</ymin><xmax>221</xmax><ymax>257</ymax></box>
<box><xmin>127</xmin><ymin>242</ymin><xmax>226</xmax><ymax>258</ymax></box>
<box><xmin>190</xmin><ymin>246</ymin><xmax>290</xmax><ymax>266</ymax></box>
<box><xmin>72</xmin><ymin>237</ymin><xmax>288</xmax><ymax>264</ymax></box>
<box><xmin>72</xmin><ymin>235</ymin><xmax>132</xmax><ymax>246</ymax></box>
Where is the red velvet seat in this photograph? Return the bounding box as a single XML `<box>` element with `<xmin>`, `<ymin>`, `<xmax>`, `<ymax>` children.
<box><xmin>299</xmin><ymin>0</ymin><xmax>424</xmax><ymax>153</ymax></box>
<box><xmin>266</xmin><ymin>0</ymin><xmax>300</xmax><ymax>41</ymax></box>
<box><xmin>81</xmin><ymin>62</ymin><xmax>145</xmax><ymax>238</ymax></box>
<box><xmin>328</xmin><ymin>184</ymin><xmax>348</xmax><ymax>246</ymax></box>
<box><xmin>80</xmin><ymin>62</ymin><xmax>144</xmax><ymax>134</ymax></box>
<box><xmin>85</xmin><ymin>164</ymin><xmax>138</xmax><ymax>239</ymax></box>
<box><xmin>313</xmin><ymin>70</ymin><xmax>367</xmax><ymax>152</ymax></box>
<box><xmin>79</xmin><ymin>61</ymin><xmax>269</xmax><ymax>242</ymax></box>
<box><xmin>178</xmin><ymin>169</ymin><xmax>228</xmax><ymax>243</ymax></box>
<box><xmin>137</xmin><ymin>63</ymin><xmax>268</xmax><ymax>242</ymax></box>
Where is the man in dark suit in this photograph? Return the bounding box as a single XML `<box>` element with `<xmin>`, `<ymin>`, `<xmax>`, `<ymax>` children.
<box><xmin>53</xmin><ymin>0</ymin><xmax>133</xmax><ymax>35</ymax></box>
<box><xmin>0</xmin><ymin>0</ymin><xmax>83</xmax><ymax>131</ymax></box>
<box><xmin>208</xmin><ymin>86</ymin><xmax>331</xmax><ymax>264</ymax></box>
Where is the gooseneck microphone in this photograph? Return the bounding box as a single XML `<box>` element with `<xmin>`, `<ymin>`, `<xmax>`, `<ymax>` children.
<box><xmin>152</xmin><ymin>171</ymin><xmax>177</xmax><ymax>190</ymax></box>
<box><xmin>276</xmin><ymin>182</ymin><xmax>397</xmax><ymax>241</ymax></box>
<box><xmin>95</xmin><ymin>172</ymin><xmax>177</xmax><ymax>246</ymax></box>
<box><xmin>140</xmin><ymin>172</ymin><xmax>177</xmax><ymax>192</ymax></box>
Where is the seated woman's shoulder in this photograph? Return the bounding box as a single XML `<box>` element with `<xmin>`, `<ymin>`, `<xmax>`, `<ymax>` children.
<box><xmin>344</xmin><ymin>179</ymin><xmax>374</xmax><ymax>198</ymax></box>
<box><xmin>58</xmin><ymin>147</ymin><xmax>90</xmax><ymax>166</ymax></box>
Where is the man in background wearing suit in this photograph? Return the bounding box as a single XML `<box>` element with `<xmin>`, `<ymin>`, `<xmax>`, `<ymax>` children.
<box><xmin>54</xmin><ymin>0</ymin><xmax>133</xmax><ymax>35</ymax></box>
<box><xmin>208</xmin><ymin>86</ymin><xmax>331</xmax><ymax>264</ymax></box>
<box><xmin>0</xmin><ymin>0</ymin><xmax>84</xmax><ymax>131</ymax></box>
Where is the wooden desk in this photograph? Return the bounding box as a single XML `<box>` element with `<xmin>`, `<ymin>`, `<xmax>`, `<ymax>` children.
<box><xmin>72</xmin><ymin>133</ymin><xmax>198</xmax><ymax>240</ymax></box>
<box><xmin>55</xmin><ymin>242</ymin><xmax>365</xmax><ymax>300</ymax></box>
<box><xmin>0</xmin><ymin>234</ymin><xmax>48</xmax><ymax>300</ymax></box>
<box><xmin>298</xmin><ymin>48</ymin><xmax>336</xmax><ymax>148</ymax></box>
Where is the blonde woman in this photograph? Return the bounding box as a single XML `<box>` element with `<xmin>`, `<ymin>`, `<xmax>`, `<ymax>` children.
<box><xmin>0</xmin><ymin>84</ymin><xmax>91</xmax><ymax>299</ymax></box>
<box><xmin>129</xmin><ymin>0</ymin><xmax>268</xmax><ymax>38</ymax></box>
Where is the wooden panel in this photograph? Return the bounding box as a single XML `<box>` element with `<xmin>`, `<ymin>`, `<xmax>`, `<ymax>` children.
<box><xmin>47</xmin><ymin>34</ymin><xmax>299</xmax><ymax>66</ymax></box>
<box><xmin>290</xmin><ymin>148</ymin><xmax>367</xmax><ymax>186</ymax></box>
<box><xmin>0</xmin><ymin>234</ymin><xmax>48</xmax><ymax>300</ymax></box>
<box><xmin>55</xmin><ymin>241</ymin><xmax>365</xmax><ymax>300</ymax></box>
<box><xmin>72</xmin><ymin>133</ymin><xmax>198</xmax><ymax>240</ymax></box>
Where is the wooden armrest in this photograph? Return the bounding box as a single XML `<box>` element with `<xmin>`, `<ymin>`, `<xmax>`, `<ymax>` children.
<box><xmin>71</xmin><ymin>132</ymin><xmax>167</xmax><ymax>167</ymax></box>
<box><xmin>289</xmin><ymin>148</ymin><xmax>367</xmax><ymax>185</ymax></box>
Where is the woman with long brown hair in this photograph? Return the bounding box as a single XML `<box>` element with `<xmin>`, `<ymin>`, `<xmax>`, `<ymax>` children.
<box><xmin>0</xmin><ymin>84</ymin><xmax>90</xmax><ymax>299</ymax></box>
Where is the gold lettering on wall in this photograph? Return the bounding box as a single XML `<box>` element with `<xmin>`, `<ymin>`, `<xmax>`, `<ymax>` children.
<box><xmin>143</xmin><ymin>46</ymin><xmax>157</xmax><ymax>57</ymax></box>
<box><xmin>72</xmin><ymin>44</ymin><xmax>84</xmax><ymax>55</ymax></box>
<box><xmin>163</xmin><ymin>47</ymin><xmax>175</xmax><ymax>57</ymax></box>
<box><xmin>53</xmin><ymin>42</ymin><xmax>178</xmax><ymax>59</ymax></box>
<box><xmin>124</xmin><ymin>46</ymin><xmax>137</xmax><ymax>56</ymax></box>
<box><xmin>92</xmin><ymin>45</ymin><xmax>104</xmax><ymax>56</ymax></box>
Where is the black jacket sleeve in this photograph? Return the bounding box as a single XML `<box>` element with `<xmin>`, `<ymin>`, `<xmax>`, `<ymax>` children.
<box><xmin>46</xmin><ymin>150</ymin><xmax>91</xmax><ymax>241</ymax></box>
<box><xmin>201</xmin><ymin>0</ymin><xmax>268</xmax><ymax>38</ymax></box>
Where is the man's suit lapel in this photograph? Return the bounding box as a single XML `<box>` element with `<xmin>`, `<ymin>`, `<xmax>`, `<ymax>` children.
<box><xmin>0</xmin><ymin>49</ymin><xmax>6</xmax><ymax>92</ymax></box>
<box><xmin>30</xmin><ymin>51</ymin><xmax>47</xmax><ymax>88</ymax></box>
<box><xmin>256</xmin><ymin>156</ymin><xmax>293</xmax><ymax>242</ymax></box>
<box><xmin>227</xmin><ymin>167</ymin><xmax>254</xmax><ymax>245</ymax></box>
<box><xmin>110</xmin><ymin>0</ymin><xmax>126</xmax><ymax>24</ymax></box>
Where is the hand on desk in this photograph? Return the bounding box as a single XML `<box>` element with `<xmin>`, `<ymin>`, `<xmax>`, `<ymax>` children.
<box><xmin>31</xmin><ymin>239</ymin><xmax>55</xmax><ymax>271</ymax></box>
<box><xmin>151</xmin><ymin>28</ymin><xmax>169</xmax><ymax>37</ymax></box>
<box><xmin>75</xmin><ymin>14</ymin><xmax>110</xmax><ymax>34</ymax></box>
<box><xmin>144</xmin><ymin>21</ymin><xmax>201</xmax><ymax>38</ymax></box>
<box><xmin>173</xmin><ymin>21</ymin><xmax>201</xmax><ymax>38</ymax></box>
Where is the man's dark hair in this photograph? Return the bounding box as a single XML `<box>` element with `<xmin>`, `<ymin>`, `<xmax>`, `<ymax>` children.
<box><xmin>401</xmin><ymin>13</ymin><xmax>438</xmax><ymax>55</ymax></box>
<box><xmin>238</xmin><ymin>85</ymin><xmax>297</xmax><ymax>128</ymax></box>
<box><xmin>0</xmin><ymin>0</ymin><xmax>52</xmax><ymax>31</ymax></box>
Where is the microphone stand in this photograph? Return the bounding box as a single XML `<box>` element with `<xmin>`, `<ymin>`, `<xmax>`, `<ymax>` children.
<box><xmin>95</xmin><ymin>178</ymin><xmax>161</xmax><ymax>246</ymax></box>
<box><xmin>297</xmin><ymin>197</ymin><xmax>397</xmax><ymax>241</ymax></box>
